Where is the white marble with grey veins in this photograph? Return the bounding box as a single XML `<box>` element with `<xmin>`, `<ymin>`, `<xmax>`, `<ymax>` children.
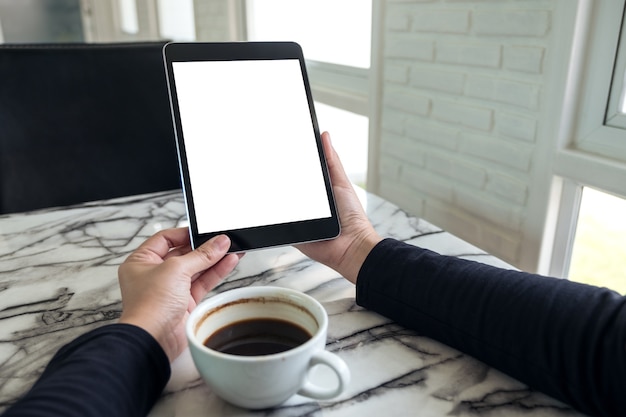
<box><xmin>0</xmin><ymin>189</ymin><xmax>585</xmax><ymax>416</ymax></box>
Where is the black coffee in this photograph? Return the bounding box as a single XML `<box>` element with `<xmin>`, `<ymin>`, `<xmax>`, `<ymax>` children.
<box><xmin>204</xmin><ymin>317</ymin><xmax>312</xmax><ymax>356</ymax></box>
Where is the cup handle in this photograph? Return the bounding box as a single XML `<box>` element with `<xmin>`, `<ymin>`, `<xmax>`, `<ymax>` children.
<box><xmin>297</xmin><ymin>350</ymin><xmax>350</xmax><ymax>400</ymax></box>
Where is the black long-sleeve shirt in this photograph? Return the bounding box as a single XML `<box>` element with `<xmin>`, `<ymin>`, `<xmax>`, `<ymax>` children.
<box><xmin>2</xmin><ymin>324</ymin><xmax>170</xmax><ymax>417</ymax></box>
<box><xmin>357</xmin><ymin>239</ymin><xmax>626</xmax><ymax>417</ymax></box>
<box><xmin>4</xmin><ymin>238</ymin><xmax>625</xmax><ymax>416</ymax></box>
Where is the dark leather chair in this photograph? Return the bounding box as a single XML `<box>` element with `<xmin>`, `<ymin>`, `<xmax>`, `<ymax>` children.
<box><xmin>0</xmin><ymin>42</ymin><xmax>181</xmax><ymax>214</ymax></box>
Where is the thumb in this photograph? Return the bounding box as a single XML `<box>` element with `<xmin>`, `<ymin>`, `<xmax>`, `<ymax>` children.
<box><xmin>178</xmin><ymin>234</ymin><xmax>231</xmax><ymax>276</ymax></box>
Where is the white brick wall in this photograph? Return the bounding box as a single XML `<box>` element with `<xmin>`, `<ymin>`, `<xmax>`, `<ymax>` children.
<box><xmin>376</xmin><ymin>0</ymin><xmax>559</xmax><ymax>267</ymax></box>
<box><xmin>473</xmin><ymin>10</ymin><xmax>550</xmax><ymax>37</ymax></box>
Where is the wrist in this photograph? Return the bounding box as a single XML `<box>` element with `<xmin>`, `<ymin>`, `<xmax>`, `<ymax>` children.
<box><xmin>119</xmin><ymin>314</ymin><xmax>179</xmax><ymax>362</ymax></box>
<box><xmin>337</xmin><ymin>231</ymin><xmax>382</xmax><ymax>284</ymax></box>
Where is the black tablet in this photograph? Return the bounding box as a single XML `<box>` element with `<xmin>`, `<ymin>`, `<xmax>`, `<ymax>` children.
<box><xmin>163</xmin><ymin>42</ymin><xmax>340</xmax><ymax>252</ymax></box>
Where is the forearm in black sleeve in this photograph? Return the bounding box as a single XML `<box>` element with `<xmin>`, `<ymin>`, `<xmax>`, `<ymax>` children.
<box><xmin>2</xmin><ymin>323</ymin><xmax>170</xmax><ymax>417</ymax></box>
<box><xmin>356</xmin><ymin>238</ymin><xmax>626</xmax><ymax>417</ymax></box>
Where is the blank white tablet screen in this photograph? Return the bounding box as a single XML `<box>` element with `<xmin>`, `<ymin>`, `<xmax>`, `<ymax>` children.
<box><xmin>172</xmin><ymin>59</ymin><xmax>331</xmax><ymax>233</ymax></box>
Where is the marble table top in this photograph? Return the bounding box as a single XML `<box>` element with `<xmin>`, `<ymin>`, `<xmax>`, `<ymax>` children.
<box><xmin>0</xmin><ymin>189</ymin><xmax>584</xmax><ymax>416</ymax></box>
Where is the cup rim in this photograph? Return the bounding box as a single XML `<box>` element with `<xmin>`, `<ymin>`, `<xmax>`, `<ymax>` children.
<box><xmin>186</xmin><ymin>286</ymin><xmax>327</xmax><ymax>361</ymax></box>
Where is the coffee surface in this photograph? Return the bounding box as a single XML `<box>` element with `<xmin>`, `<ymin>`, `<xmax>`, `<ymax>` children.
<box><xmin>204</xmin><ymin>317</ymin><xmax>312</xmax><ymax>356</ymax></box>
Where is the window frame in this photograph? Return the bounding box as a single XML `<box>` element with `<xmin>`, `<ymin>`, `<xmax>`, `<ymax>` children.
<box><xmin>566</xmin><ymin>0</ymin><xmax>626</xmax><ymax>164</ymax></box>
<box><xmin>306</xmin><ymin>60</ymin><xmax>369</xmax><ymax>116</ymax></box>
<box><xmin>549</xmin><ymin>0</ymin><xmax>626</xmax><ymax>277</ymax></box>
<box><xmin>605</xmin><ymin>6</ymin><xmax>626</xmax><ymax>129</ymax></box>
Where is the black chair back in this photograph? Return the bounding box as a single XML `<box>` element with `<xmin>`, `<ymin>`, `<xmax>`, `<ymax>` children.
<box><xmin>0</xmin><ymin>42</ymin><xmax>181</xmax><ymax>214</ymax></box>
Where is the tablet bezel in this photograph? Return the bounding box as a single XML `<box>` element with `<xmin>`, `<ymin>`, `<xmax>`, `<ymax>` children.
<box><xmin>163</xmin><ymin>42</ymin><xmax>340</xmax><ymax>252</ymax></box>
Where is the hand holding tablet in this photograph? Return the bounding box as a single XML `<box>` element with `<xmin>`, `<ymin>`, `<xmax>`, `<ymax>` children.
<box><xmin>163</xmin><ymin>42</ymin><xmax>340</xmax><ymax>251</ymax></box>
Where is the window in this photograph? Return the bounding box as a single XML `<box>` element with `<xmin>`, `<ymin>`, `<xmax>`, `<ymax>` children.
<box><xmin>246</xmin><ymin>0</ymin><xmax>371</xmax><ymax>69</ymax></box>
<box><xmin>314</xmin><ymin>102</ymin><xmax>369</xmax><ymax>186</ymax></box>
<box><xmin>549</xmin><ymin>1</ymin><xmax>626</xmax><ymax>283</ymax></box>
<box><xmin>156</xmin><ymin>0</ymin><xmax>195</xmax><ymax>41</ymax></box>
<box><xmin>606</xmin><ymin>7</ymin><xmax>626</xmax><ymax>127</ymax></box>
<box><xmin>117</xmin><ymin>0</ymin><xmax>139</xmax><ymax>34</ymax></box>
<box><xmin>115</xmin><ymin>0</ymin><xmax>195</xmax><ymax>41</ymax></box>
<box><xmin>568</xmin><ymin>187</ymin><xmax>626</xmax><ymax>294</ymax></box>
<box><xmin>246</xmin><ymin>0</ymin><xmax>372</xmax><ymax>186</ymax></box>
<box><xmin>566</xmin><ymin>1</ymin><xmax>626</xmax><ymax>163</ymax></box>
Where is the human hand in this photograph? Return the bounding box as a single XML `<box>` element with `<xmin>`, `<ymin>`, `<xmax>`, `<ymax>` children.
<box><xmin>118</xmin><ymin>228</ymin><xmax>240</xmax><ymax>361</ymax></box>
<box><xmin>296</xmin><ymin>132</ymin><xmax>382</xmax><ymax>284</ymax></box>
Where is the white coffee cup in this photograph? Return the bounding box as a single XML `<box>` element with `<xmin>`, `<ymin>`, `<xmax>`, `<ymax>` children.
<box><xmin>186</xmin><ymin>286</ymin><xmax>350</xmax><ymax>409</ymax></box>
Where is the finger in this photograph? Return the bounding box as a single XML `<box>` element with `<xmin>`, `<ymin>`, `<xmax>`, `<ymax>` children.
<box><xmin>176</xmin><ymin>234</ymin><xmax>231</xmax><ymax>277</ymax></box>
<box><xmin>190</xmin><ymin>253</ymin><xmax>240</xmax><ymax>302</ymax></box>
<box><xmin>321</xmin><ymin>131</ymin><xmax>351</xmax><ymax>188</ymax></box>
<box><xmin>187</xmin><ymin>251</ymin><xmax>244</xmax><ymax>285</ymax></box>
<box><xmin>163</xmin><ymin>244</ymin><xmax>192</xmax><ymax>260</ymax></box>
<box><xmin>321</xmin><ymin>131</ymin><xmax>336</xmax><ymax>166</ymax></box>
<box><xmin>134</xmin><ymin>227</ymin><xmax>191</xmax><ymax>258</ymax></box>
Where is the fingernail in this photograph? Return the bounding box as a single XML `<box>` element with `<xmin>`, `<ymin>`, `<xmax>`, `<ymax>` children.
<box><xmin>214</xmin><ymin>235</ymin><xmax>230</xmax><ymax>251</ymax></box>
